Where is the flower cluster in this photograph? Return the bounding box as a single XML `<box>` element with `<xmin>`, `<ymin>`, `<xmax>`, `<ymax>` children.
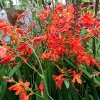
<box><xmin>38</xmin><ymin>3</ymin><xmax>100</xmax><ymax>68</ymax></box>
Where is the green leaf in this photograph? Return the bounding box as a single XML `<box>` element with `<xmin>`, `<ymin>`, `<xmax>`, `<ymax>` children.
<box><xmin>70</xmin><ymin>85</ymin><xmax>79</xmax><ymax>100</ymax></box>
<box><xmin>5</xmin><ymin>89</ymin><xmax>16</xmax><ymax>100</ymax></box>
<box><xmin>65</xmin><ymin>59</ymin><xmax>76</xmax><ymax>69</ymax></box>
<box><xmin>15</xmin><ymin>69</ymin><xmax>21</xmax><ymax>79</ymax></box>
<box><xmin>64</xmin><ymin>80</ymin><xmax>70</xmax><ymax>89</ymax></box>
<box><xmin>38</xmin><ymin>0</ymin><xmax>42</xmax><ymax>7</ymax></box>
<box><xmin>85</xmin><ymin>84</ymin><xmax>90</xmax><ymax>100</ymax></box>
<box><xmin>57</xmin><ymin>89</ymin><xmax>63</xmax><ymax>100</ymax></box>
<box><xmin>80</xmin><ymin>65</ymin><xmax>100</xmax><ymax>84</ymax></box>
<box><xmin>8</xmin><ymin>62</ymin><xmax>21</xmax><ymax>78</ymax></box>
<box><xmin>0</xmin><ymin>81</ymin><xmax>7</xmax><ymax>99</ymax></box>
<box><xmin>23</xmin><ymin>64</ymin><xmax>30</xmax><ymax>81</ymax></box>
<box><xmin>89</xmin><ymin>95</ymin><xmax>94</xmax><ymax>100</ymax></box>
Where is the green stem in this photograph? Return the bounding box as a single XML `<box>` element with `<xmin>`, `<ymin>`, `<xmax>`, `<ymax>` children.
<box><xmin>28</xmin><ymin>45</ymin><xmax>53</xmax><ymax>100</ymax></box>
<box><xmin>92</xmin><ymin>37</ymin><xmax>96</xmax><ymax>58</ymax></box>
<box><xmin>18</xmin><ymin>53</ymin><xmax>43</xmax><ymax>78</ymax></box>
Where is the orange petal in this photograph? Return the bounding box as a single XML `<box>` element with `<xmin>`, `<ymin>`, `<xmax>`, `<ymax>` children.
<box><xmin>0</xmin><ymin>47</ymin><xmax>7</xmax><ymax>58</ymax></box>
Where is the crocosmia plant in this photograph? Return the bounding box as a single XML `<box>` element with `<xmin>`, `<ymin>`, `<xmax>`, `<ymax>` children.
<box><xmin>1</xmin><ymin>1</ymin><xmax>100</xmax><ymax>100</ymax></box>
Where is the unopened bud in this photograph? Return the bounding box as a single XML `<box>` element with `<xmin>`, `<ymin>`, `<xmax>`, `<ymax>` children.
<box><xmin>2</xmin><ymin>76</ymin><xmax>7</xmax><ymax>79</ymax></box>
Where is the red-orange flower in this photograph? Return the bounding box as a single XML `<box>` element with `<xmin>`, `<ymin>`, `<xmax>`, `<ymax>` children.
<box><xmin>1</xmin><ymin>53</ymin><xmax>15</xmax><ymax>65</ymax></box>
<box><xmin>20</xmin><ymin>92</ymin><xmax>32</xmax><ymax>100</ymax></box>
<box><xmin>38</xmin><ymin>83</ymin><xmax>44</xmax><ymax>92</ymax></box>
<box><xmin>38</xmin><ymin>8</ymin><xmax>50</xmax><ymax>22</ymax></box>
<box><xmin>32</xmin><ymin>22</ymin><xmax>36</xmax><ymax>27</ymax></box>
<box><xmin>0</xmin><ymin>21</ymin><xmax>7</xmax><ymax>29</ymax></box>
<box><xmin>8</xmin><ymin>78</ymin><xmax>31</xmax><ymax>100</ymax></box>
<box><xmin>76</xmin><ymin>52</ymin><xmax>100</xmax><ymax>67</ymax></box>
<box><xmin>17</xmin><ymin>12</ymin><xmax>26</xmax><ymax>20</ymax></box>
<box><xmin>79</xmin><ymin>12</ymin><xmax>96</xmax><ymax>28</ymax></box>
<box><xmin>54</xmin><ymin>3</ymin><xmax>63</xmax><ymax>13</ymax></box>
<box><xmin>1</xmin><ymin>24</ymin><xmax>20</xmax><ymax>41</ymax></box>
<box><xmin>71</xmin><ymin>71</ymin><xmax>82</xmax><ymax>84</ymax></box>
<box><xmin>33</xmin><ymin>36</ymin><xmax>43</xmax><ymax>43</ymax></box>
<box><xmin>52</xmin><ymin>74</ymin><xmax>66</xmax><ymax>89</ymax></box>
<box><xmin>16</xmin><ymin>28</ymin><xmax>25</xmax><ymax>34</ymax></box>
<box><xmin>8</xmin><ymin>78</ymin><xmax>30</xmax><ymax>95</ymax></box>
<box><xmin>39</xmin><ymin>51</ymin><xmax>59</xmax><ymax>62</ymax></box>
<box><xmin>0</xmin><ymin>46</ymin><xmax>7</xmax><ymax>58</ymax></box>
<box><xmin>17</xmin><ymin>43</ymin><xmax>33</xmax><ymax>55</ymax></box>
<box><xmin>67</xmin><ymin>37</ymin><xmax>84</xmax><ymax>54</ymax></box>
<box><xmin>86</xmin><ymin>29</ymin><xmax>99</xmax><ymax>37</ymax></box>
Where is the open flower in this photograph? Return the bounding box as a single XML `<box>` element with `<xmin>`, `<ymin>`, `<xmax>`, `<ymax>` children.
<box><xmin>52</xmin><ymin>74</ymin><xmax>66</xmax><ymax>89</ymax></box>
<box><xmin>71</xmin><ymin>71</ymin><xmax>82</xmax><ymax>85</ymax></box>
<box><xmin>17</xmin><ymin>12</ymin><xmax>26</xmax><ymax>20</ymax></box>
<box><xmin>1</xmin><ymin>53</ymin><xmax>15</xmax><ymax>65</ymax></box>
<box><xmin>3</xmin><ymin>77</ymin><xmax>32</xmax><ymax>100</ymax></box>
<box><xmin>20</xmin><ymin>92</ymin><xmax>32</xmax><ymax>100</ymax></box>
<box><xmin>76</xmin><ymin>52</ymin><xmax>100</xmax><ymax>67</ymax></box>
<box><xmin>0</xmin><ymin>46</ymin><xmax>7</xmax><ymax>58</ymax></box>
<box><xmin>38</xmin><ymin>8</ymin><xmax>50</xmax><ymax>22</ymax></box>
<box><xmin>8</xmin><ymin>78</ymin><xmax>30</xmax><ymax>95</ymax></box>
